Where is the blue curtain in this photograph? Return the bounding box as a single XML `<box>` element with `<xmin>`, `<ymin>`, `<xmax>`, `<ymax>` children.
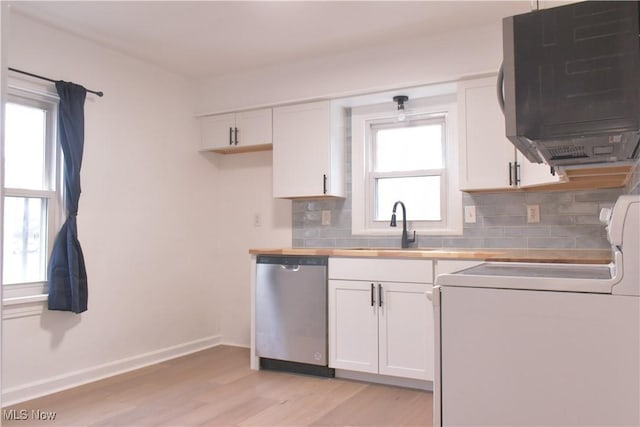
<box><xmin>48</xmin><ymin>81</ymin><xmax>88</xmax><ymax>313</ymax></box>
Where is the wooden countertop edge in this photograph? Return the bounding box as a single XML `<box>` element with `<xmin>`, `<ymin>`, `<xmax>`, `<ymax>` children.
<box><xmin>248</xmin><ymin>248</ymin><xmax>612</xmax><ymax>264</ymax></box>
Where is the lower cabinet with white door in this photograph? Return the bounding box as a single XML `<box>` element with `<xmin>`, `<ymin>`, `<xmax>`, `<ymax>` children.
<box><xmin>328</xmin><ymin>258</ymin><xmax>434</xmax><ymax>382</ymax></box>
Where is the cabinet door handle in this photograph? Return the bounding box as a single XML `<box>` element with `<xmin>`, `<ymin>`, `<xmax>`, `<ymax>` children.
<box><xmin>508</xmin><ymin>162</ymin><xmax>513</xmax><ymax>186</ymax></box>
<box><xmin>378</xmin><ymin>284</ymin><xmax>383</xmax><ymax>307</ymax></box>
<box><xmin>497</xmin><ymin>62</ymin><xmax>505</xmax><ymax>114</ymax></box>
<box><xmin>323</xmin><ymin>174</ymin><xmax>327</xmax><ymax>194</ymax></box>
<box><xmin>229</xmin><ymin>127</ymin><xmax>233</xmax><ymax>145</ymax></box>
<box><xmin>370</xmin><ymin>283</ymin><xmax>376</xmax><ymax>307</ymax></box>
<box><xmin>234</xmin><ymin>127</ymin><xmax>239</xmax><ymax>145</ymax></box>
<box><xmin>514</xmin><ymin>161</ymin><xmax>521</xmax><ymax>185</ymax></box>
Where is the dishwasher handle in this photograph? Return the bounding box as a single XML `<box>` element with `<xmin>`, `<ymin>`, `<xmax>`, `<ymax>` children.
<box><xmin>280</xmin><ymin>264</ymin><xmax>301</xmax><ymax>272</ymax></box>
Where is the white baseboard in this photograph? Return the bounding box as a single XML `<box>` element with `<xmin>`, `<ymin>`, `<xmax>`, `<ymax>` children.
<box><xmin>219</xmin><ymin>340</ymin><xmax>249</xmax><ymax>349</ymax></box>
<box><xmin>2</xmin><ymin>334</ymin><xmax>222</xmax><ymax>406</ymax></box>
<box><xmin>335</xmin><ymin>369</ymin><xmax>433</xmax><ymax>391</ymax></box>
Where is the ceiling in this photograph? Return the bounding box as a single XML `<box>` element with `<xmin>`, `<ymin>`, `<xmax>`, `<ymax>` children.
<box><xmin>9</xmin><ymin>1</ymin><xmax>566</xmax><ymax>79</ymax></box>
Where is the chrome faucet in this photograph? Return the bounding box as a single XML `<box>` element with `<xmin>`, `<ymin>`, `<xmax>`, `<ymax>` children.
<box><xmin>390</xmin><ymin>201</ymin><xmax>416</xmax><ymax>249</ymax></box>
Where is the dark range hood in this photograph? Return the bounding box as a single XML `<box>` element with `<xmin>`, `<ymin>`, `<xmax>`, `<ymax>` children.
<box><xmin>501</xmin><ymin>1</ymin><xmax>640</xmax><ymax>167</ymax></box>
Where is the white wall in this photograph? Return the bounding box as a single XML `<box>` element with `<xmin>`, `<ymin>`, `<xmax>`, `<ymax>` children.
<box><xmin>196</xmin><ymin>22</ymin><xmax>503</xmax><ymax>114</ymax></box>
<box><xmin>203</xmin><ymin>151</ymin><xmax>291</xmax><ymax>346</ymax></box>
<box><xmin>2</xmin><ymin>12</ymin><xmax>221</xmax><ymax>404</ymax></box>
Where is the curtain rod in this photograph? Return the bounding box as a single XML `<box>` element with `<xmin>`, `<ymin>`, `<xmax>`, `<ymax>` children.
<box><xmin>8</xmin><ymin>67</ymin><xmax>104</xmax><ymax>97</ymax></box>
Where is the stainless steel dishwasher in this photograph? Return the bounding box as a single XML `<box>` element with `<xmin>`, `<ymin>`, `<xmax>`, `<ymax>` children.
<box><xmin>255</xmin><ymin>255</ymin><xmax>333</xmax><ymax>377</ymax></box>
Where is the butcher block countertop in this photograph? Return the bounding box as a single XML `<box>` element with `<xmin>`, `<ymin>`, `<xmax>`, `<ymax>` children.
<box><xmin>249</xmin><ymin>248</ymin><xmax>612</xmax><ymax>264</ymax></box>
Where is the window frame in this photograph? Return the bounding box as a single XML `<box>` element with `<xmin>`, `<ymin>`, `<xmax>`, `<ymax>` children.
<box><xmin>3</xmin><ymin>82</ymin><xmax>63</xmax><ymax>301</ymax></box>
<box><xmin>351</xmin><ymin>93</ymin><xmax>462</xmax><ymax>236</ymax></box>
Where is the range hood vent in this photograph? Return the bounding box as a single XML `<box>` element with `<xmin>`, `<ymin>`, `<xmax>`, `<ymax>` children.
<box><xmin>501</xmin><ymin>1</ymin><xmax>640</xmax><ymax>167</ymax></box>
<box><xmin>537</xmin><ymin>131</ymin><xmax>640</xmax><ymax>165</ymax></box>
<box><xmin>548</xmin><ymin>146</ymin><xmax>588</xmax><ymax>162</ymax></box>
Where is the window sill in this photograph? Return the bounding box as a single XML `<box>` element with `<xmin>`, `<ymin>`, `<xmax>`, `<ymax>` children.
<box><xmin>3</xmin><ymin>294</ymin><xmax>47</xmax><ymax>319</ymax></box>
<box><xmin>4</xmin><ymin>294</ymin><xmax>48</xmax><ymax>305</ymax></box>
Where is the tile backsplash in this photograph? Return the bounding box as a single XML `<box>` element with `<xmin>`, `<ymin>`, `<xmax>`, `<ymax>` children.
<box><xmin>292</xmin><ymin>111</ymin><xmax>633</xmax><ymax>250</ymax></box>
<box><xmin>292</xmin><ymin>188</ymin><xmax>623</xmax><ymax>249</ymax></box>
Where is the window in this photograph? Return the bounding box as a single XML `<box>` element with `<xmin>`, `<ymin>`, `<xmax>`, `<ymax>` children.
<box><xmin>352</xmin><ymin>93</ymin><xmax>462</xmax><ymax>236</ymax></box>
<box><xmin>2</xmin><ymin>87</ymin><xmax>61</xmax><ymax>299</ymax></box>
<box><xmin>371</xmin><ymin>118</ymin><xmax>445</xmax><ymax>222</ymax></box>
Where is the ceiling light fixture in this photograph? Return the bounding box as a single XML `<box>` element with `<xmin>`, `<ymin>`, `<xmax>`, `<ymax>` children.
<box><xmin>393</xmin><ymin>95</ymin><xmax>409</xmax><ymax>121</ymax></box>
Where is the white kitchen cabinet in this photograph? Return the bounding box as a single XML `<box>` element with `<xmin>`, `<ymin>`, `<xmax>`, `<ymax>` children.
<box><xmin>200</xmin><ymin>108</ymin><xmax>272</xmax><ymax>153</ymax></box>
<box><xmin>272</xmin><ymin>100</ymin><xmax>345</xmax><ymax>198</ymax></box>
<box><xmin>517</xmin><ymin>151</ymin><xmax>562</xmax><ymax>187</ymax></box>
<box><xmin>458</xmin><ymin>77</ymin><xmax>560</xmax><ymax>191</ymax></box>
<box><xmin>328</xmin><ymin>280</ymin><xmax>379</xmax><ymax>374</ymax></box>
<box><xmin>328</xmin><ymin>258</ymin><xmax>433</xmax><ymax>381</ymax></box>
<box><xmin>378</xmin><ymin>282</ymin><xmax>433</xmax><ymax>380</ymax></box>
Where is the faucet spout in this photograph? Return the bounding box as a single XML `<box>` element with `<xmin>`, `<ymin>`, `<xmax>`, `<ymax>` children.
<box><xmin>390</xmin><ymin>201</ymin><xmax>416</xmax><ymax>249</ymax></box>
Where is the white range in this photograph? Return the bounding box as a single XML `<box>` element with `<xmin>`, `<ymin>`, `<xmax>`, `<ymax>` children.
<box><xmin>433</xmin><ymin>194</ymin><xmax>640</xmax><ymax>426</ymax></box>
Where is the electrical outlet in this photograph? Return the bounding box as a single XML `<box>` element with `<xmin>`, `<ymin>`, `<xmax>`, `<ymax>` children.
<box><xmin>254</xmin><ymin>214</ymin><xmax>262</xmax><ymax>227</ymax></box>
<box><xmin>464</xmin><ymin>205</ymin><xmax>476</xmax><ymax>223</ymax></box>
<box><xmin>321</xmin><ymin>210</ymin><xmax>331</xmax><ymax>225</ymax></box>
<box><xmin>527</xmin><ymin>205</ymin><xmax>540</xmax><ymax>223</ymax></box>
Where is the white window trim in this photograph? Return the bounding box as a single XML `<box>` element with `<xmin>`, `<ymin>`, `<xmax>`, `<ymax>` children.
<box><xmin>3</xmin><ymin>77</ymin><xmax>62</xmax><ymax>309</ymax></box>
<box><xmin>352</xmin><ymin>93</ymin><xmax>462</xmax><ymax>236</ymax></box>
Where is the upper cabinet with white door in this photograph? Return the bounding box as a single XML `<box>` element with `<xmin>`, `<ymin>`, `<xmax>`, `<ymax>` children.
<box><xmin>458</xmin><ymin>77</ymin><xmax>560</xmax><ymax>191</ymax></box>
<box><xmin>272</xmin><ymin>100</ymin><xmax>345</xmax><ymax>198</ymax></box>
<box><xmin>200</xmin><ymin>108</ymin><xmax>272</xmax><ymax>154</ymax></box>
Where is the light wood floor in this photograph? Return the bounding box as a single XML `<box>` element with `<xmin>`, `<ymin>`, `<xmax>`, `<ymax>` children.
<box><xmin>3</xmin><ymin>345</ymin><xmax>432</xmax><ymax>426</ymax></box>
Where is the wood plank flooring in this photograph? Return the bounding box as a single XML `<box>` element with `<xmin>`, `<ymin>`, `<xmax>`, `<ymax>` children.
<box><xmin>2</xmin><ymin>345</ymin><xmax>432</xmax><ymax>426</ymax></box>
